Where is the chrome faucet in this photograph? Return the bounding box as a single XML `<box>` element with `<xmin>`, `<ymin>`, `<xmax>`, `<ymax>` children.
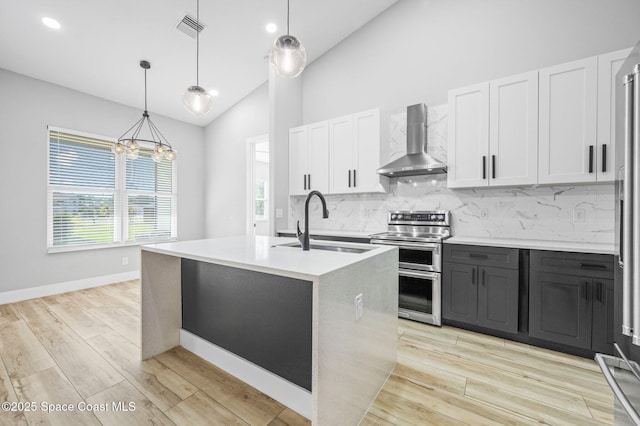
<box><xmin>296</xmin><ymin>190</ymin><xmax>329</xmax><ymax>250</ymax></box>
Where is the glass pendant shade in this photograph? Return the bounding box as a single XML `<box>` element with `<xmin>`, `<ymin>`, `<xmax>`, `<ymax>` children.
<box><xmin>183</xmin><ymin>85</ymin><xmax>213</xmax><ymax>115</ymax></box>
<box><xmin>269</xmin><ymin>35</ymin><xmax>307</xmax><ymax>78</ymax></box>
<box><xmin>164</xmin><ymin>150</ymin><xmax>177</xmax><ymax>161</ymax></box>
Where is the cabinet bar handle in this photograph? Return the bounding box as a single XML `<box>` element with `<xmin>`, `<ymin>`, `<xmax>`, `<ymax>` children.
<box><xmin>304</xmin><ymin>175</ymin><xmax>307</xmax><ymax>190</ymax></box>
<box><xmin>348</xmin><ymin>170</ymin><xmax>351</xmax><ymax>187</ymax></box>
<box><xmin>491</xmin><ymin>155</ymin><xmax>496</xmax><ymax>179</ymax></box>
<box><xmin>469</xmin><ymin>253</ymin><xmax>488</xmax><ymax>259</ymax></box>
<box><xmin>482</xmin><ymin>156</ymin><xmax>487</xmax><ymax>179</ymax></box>
<box><xmin>580</xmin><ymin>263</ymin><xmax>607</xmax><ymax>270</ymax></box>
<box><xmin>589</xmin><ymin>145</ymin><xmax>594</xmax><ymax>173</ymax></box>
<box><xmin>596</xmin><ymin>282</ymin><xmax>603</xmax><ymax>302</ymax></box>
<box><xmin>353</xmin><ymin>169</ymin><xmax>357</xmax><ymax>187</ymax></box>
<box><xmin>620</xmin><ymin>198</ymin><xmax>625</xmax><ymax>267</ymax></box>
<box><xmin>308</xmin><ymin>174</ymin><xmax>311</xmax><ymax>189</ymax></box>
<box><xmin>584</xmin><ymin>281</ymin><xmax>589</xmax><ymax>300</ymax></box>
<box><xmin>471</xmin><ymin>267</ymin><xmax>476</xmax><ymax>285</ymax></box>
<box><xmin>602</xmin><ymin>144</ymin><xmax>607</xmax><ymax>173</ymax></box>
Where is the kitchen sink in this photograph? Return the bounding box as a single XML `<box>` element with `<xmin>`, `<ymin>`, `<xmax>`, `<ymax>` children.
<box><xmin>274</xmin><ymin>242</ymin><xmax>372</xmax><ymax>254</ymax></box>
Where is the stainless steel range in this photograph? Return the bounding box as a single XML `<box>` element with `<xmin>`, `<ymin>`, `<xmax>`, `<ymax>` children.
<box><xmin>370</xmin><ymin>210</ymin><xmax>451</xmax><ymax>326</ymax></box>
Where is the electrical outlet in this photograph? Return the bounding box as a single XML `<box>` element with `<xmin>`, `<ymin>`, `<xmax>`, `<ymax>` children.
<box><xmin>122</xmin><ymin>256</ymin><xmax>129</xmax><ymax>266</ymax></box>
<box><xmin>355</xmin><ymin>293</ymin><xmax>363</xmax><ymax>321</ymax></box>
<box><xmin>573</xmin><ymin>208</ymin><xmax>585</xmax><ymax>223</ymax></box>
<box><xmin>275</xmin><ymin>208</ymin><xmax>283</xmax><ymax>218</ymax></box>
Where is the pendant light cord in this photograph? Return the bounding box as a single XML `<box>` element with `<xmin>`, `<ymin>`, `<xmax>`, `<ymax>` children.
<box><xmin>144</xmin><ymin>67</ymin><xmax>148</xmax><ymax>111</ymax></box>
<box><xmin>196</xmin><ymin>0</ymin><xmax>200</xmax><ymax>87</ymax></box>
<box><xmin>287</xmin><ymin>0</ymin><xmax>290</xmax><ymax>35</ymax></box>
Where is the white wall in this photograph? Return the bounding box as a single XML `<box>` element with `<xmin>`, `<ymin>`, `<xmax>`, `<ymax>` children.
<box><xmin>0</xmin><ymin>68</ymin><xmax>205</xmax><ymax>294</ymax></box>
<box><xmin>302</xmin><ymin>0</ymin><xmax>640</xmax><ymax>123</ymax></box>
<box><xmin>204</xmin><ymin>83</ymin><xmax>269</xmax><ymax>237</ymax></box>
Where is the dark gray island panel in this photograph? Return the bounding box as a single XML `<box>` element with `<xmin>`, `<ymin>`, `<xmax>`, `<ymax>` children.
<box><xmin>181</xmin><ymin>259</ymin><xmax>313</xmax><ymax>391</ymax></box>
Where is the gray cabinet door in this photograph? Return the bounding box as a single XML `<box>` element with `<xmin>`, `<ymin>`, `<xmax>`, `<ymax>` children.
<box><xmin>529</xmin><ymin>271</ymin><xmax>592</xmax><ymax>350</ymax></box>
<box><xmin>478</xmin><ymin>266</ymin><xmax>519</xmax><ymax>334</ymax></box>
<box><xmin>443</xmin><ymin>262</ymin><xmax>477</xmax><ymax>324</ymax></box>
<box><xmin>592</xmin><ymin>278</ymin><xmax>614</xmax><ymax>354</ymax></box>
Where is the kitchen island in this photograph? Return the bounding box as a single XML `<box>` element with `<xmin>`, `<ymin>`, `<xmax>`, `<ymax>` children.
<box><xmin>140</xmin><ymin>236</ymin><xmax>398</xmax><ymax>426</ymax></box>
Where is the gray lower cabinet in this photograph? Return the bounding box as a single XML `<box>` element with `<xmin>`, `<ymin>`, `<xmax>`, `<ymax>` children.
<box><xmin>529</xmin><ymin>250</ymin><xmax>614</xmax><ymax>354</ymax></box>
<box><xmin>443</xmin><ymin>245</ymin><xmax>519</xmax><ymax>334</ymax></box>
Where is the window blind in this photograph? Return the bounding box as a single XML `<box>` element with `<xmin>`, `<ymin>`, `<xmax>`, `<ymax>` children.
<box><xmin>48</xmin><ymin>130</ymin><xmax>119</xmax><ymax>248</ymax></box>
<box><xmin>47</xmin><ymin>127</ymin><xmax>177</xmax><ymax>251</ymax></box>
<box><xmin>125</xmin><ymin>149</ymin><xmax>176</xmax><ymax>242</ymax></box>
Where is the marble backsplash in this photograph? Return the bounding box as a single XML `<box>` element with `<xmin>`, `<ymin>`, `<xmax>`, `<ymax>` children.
<box><xmin>289</xmin><ymin>105</ymin><xmax>615</xmax><ymax>244</ymax></box>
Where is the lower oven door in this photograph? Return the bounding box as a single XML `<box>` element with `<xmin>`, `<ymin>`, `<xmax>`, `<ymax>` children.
<box><xmin>398</xmin><ymin>269</ymin><xmax>441</xmax><ymax>326</ymax></box>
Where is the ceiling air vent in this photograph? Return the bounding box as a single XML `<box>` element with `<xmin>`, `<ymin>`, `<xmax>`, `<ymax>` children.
<box><xmin>176</xmin><ymin>14</ymin><xmax>206</xmax><ymax>39</ymax></box>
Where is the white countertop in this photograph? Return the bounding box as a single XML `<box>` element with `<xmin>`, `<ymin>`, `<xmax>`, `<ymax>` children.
<box><xmin>142</xmin><ymin>235</ymin><xmax>395</xmax><ymax>279</ymax></box>
<box><xmin>445</xmin><ymin>236</ymin><xmax>615</xmax><ymax>255</ymax></box>
<box><xmin>276</xmin><ymin>229</ymin><xmax>380</xmax><ymax>239</ymax></box>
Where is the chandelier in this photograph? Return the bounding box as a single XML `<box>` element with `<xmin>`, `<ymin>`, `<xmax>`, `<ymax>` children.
<box><xmin>113</xmin><ymin>60</ymin><xmax>176</xmax><ymax>162</ymax></box>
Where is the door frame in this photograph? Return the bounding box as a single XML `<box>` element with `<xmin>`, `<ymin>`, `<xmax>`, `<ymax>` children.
<box><xmin>246</xmin><ymin>134</ymin><xmax>270</xmax><ymax>237</ymax></box>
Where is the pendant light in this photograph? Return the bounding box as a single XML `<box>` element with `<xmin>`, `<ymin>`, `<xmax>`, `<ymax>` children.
<box><xmin>183</xmin><ymin>0</ymin><xmax>212</xmax><ymax>115</ymax></box>
<box><xmin>269</xmin><ymin>0</ymin><xmax>307</xmax><ymax>78</ymax></box>
<box><xmin>114</xmin><ymin>60</ymin><xmax>176</xmax><ymax>162</ymax></box>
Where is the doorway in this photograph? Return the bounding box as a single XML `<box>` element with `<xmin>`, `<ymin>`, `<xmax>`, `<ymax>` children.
<box><xmin>246</xmin><ymin>135</ymin><xmax>270</xmax><ymax>237</ymax></box>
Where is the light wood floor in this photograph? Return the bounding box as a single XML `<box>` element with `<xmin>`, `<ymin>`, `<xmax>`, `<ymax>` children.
<box><xmin>0</xmin><ymin>280</ymin><xmax>613</xmax><ymax>425</ymax></box>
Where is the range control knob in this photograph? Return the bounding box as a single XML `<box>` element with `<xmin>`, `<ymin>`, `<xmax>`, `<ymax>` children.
<box><xmin>391</xmin><ymin>214</ymin><xmax>397</xmax><ymax>220</ymax></box>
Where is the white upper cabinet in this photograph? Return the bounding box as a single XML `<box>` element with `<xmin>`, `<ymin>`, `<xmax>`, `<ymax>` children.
<box><xmin>447</xmin><ymin>82</ymin><xmax>490</xmax><ymax>188</ymax></box>
<box><xmin>288</xmin><ymin>121</ymin><xmax>329</xmax><ymax>196</ymax></box>
<box><xmin>330</xmin><ymin>109</ymin><xmax>384</xmax><ymax>194</ymax></box>
<box><xmin>353</xmin><ymin>109</ymin><xmax>384</xmax><ymax>193</ymax></box>
<box><xmin>538</xmin><ymin>57</ymin><xmax>598</xmax><ymax>184</ymax></box>
<box><xmin>597</xmin><ymin>48</ymin><xmax>633</xmax><ymax>182</ymax></box>
<box><xmin>290</xmin><ymin>108</ymin><xmax>384</xmax><ymax>196</ymax></box>
<box><xmin>288</xmin><ymin>126</ymin><xmax>308</xmax><ymax>196</ymax></box>
<box><xmin>448</xmin><ymin>73</ymin><xmax>537</xmax><ymax>189</ymax></box>
<box><xmin>329</xmin><ymin>115</ymin><xmax>354</xmax><ymax>194</ymax></box>
<box><xmin>489</xmin><ymin>71</ymin><xmax>539</xmax><ymax>186</ymax></box>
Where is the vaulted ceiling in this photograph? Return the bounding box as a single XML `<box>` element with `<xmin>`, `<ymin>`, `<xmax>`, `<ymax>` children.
<box><xmin>0</xmin><ymin>0</ymin><xmax>397</xmax><ymax>126</ymax></box>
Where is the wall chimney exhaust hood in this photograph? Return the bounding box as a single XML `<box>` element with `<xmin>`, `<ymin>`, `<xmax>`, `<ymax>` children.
<box><xmin>377</xmin><ymin>103</ymin><xmax>447</xmax><ymax>177</ymax></box>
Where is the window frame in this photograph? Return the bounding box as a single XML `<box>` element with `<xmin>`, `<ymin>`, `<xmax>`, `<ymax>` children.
<box><xmin>46</xmin><ymin>126</ymin><xmax>177</xmax><ymax>253</ymax></box>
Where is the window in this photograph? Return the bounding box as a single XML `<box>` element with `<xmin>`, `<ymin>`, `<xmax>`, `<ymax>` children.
<box><xmin>255</xmin><ymin>180</ymin><xmax>268</xmax><ymax>220</ymax></box>
<box><xmin>47</xmin><ymin>127</ymin><xmax>176</xmax><ymax>251</ymax></box>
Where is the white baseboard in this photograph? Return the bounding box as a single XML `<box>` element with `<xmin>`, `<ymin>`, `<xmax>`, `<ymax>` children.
<box><xmin>0</xmin><ymin>271</ymin><xmax>140</xmax><ymax>304</ymax></box>
<box><xmin>180</xmin><ymin>329</ymin><xmax>312</xmax><ymax>420</ymax></box>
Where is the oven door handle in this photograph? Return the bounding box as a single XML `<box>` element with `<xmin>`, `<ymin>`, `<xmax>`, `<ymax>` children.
<box><xmin>370</xmin><ymin>240</ymin><xmax>441</xmax><ymax>252</ymax></box>
<box><xmin>399</xmin><ymin>269</ymin><xmax>440</xmax><ymax>280</ymax></box>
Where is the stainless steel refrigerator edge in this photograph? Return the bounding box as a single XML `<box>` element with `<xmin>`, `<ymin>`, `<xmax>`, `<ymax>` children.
<box><xmin>615</xmin><ymin>42</ymin><xmax>640</xmax><ymax>362</ymax></box>
<box><xmin>600</xmin><ymin>40</ymin><xmax>640</xmax><ymax>425</ymax></box>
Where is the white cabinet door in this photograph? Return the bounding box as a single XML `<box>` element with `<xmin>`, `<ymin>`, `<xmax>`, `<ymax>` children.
<box><xmin>329</xmin><ymin>115</ymin><xmax>355</xmax><ymax>194</ymax></box>
<box><xmin>538</xmin><ymin>57</ymin><xmax>598</xmax><ymax>184</ymax></box>
<box><xmin>489</xmin><ymin>71</ymin><xmax>539</xmax><ymax>186</ymax></box>
<box><xmin>307</xmin><ymin>121</ymin><xmax>329</xmax><ymax>193</ymax></box>
<box><xmin>447</xmin><ymin>82</ymin><xmax>490</xmax><ymax>188</ymax></box>
<box><xmin>353</xmin><ymin>109</ymin><xmax>383</xmax><ymax>193</ymax></box>
<box><xmin>597</xmin><ymin>48</ymin><xmax>632</xmax><ymax>182</ymax></box>
<box><xmin>288</xmin><ymin>126</ymin><xmax>308</xmax><ymax>196</ymax></box>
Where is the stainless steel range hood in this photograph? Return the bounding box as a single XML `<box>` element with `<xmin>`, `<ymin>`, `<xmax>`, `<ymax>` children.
<box><xmin>377</xmin><ymin>103</ymin><xmax>447</xmax><ymax>177</ymax></box>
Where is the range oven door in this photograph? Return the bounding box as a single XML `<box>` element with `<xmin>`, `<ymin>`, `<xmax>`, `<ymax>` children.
<box><xmin>398</xmin><ymin>269</ymin><xmax>441</xmax><ymax>326</ymax></box>
<box><xmin>370</xmin><ymin>239</ymin><xmax>441</xmax><ymax>272</ymax></box>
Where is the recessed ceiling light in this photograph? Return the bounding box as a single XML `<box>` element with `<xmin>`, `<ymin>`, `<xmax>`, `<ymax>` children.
<box><xmin>42</xmin><ymin>17</ymin><xmax>61</xmax><ymax>30</ymax></box>
<box><xmin>209</xmin><ymin>89</ymin><xmax>219</xmax><ymax>97</ymax></box>
<box><xmin>265</xmin><ymin>23</ymin><xmax>277</xmax><ymax>33</ymax></box>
